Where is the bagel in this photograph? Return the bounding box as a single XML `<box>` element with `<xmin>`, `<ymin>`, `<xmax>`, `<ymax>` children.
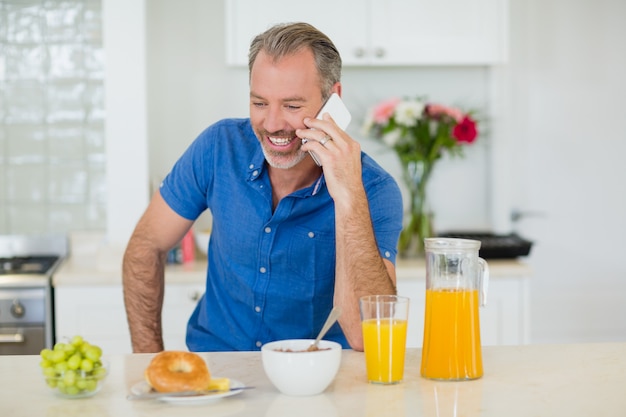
<box><xmin>145</xmin><ymin>351</ymin><xmax>211</xmax><ymax>393</ymax></box>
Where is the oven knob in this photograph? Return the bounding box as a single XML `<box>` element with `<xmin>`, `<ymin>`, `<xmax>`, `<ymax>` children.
<box><xmin>11</xmin><ymin>300</ymin><xmax>25</xmax><ymax>318</ymax></box>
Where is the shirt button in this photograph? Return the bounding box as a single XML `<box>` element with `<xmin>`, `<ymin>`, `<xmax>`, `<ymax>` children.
<box><xmin>260</xmin><ymin>267</ymin><xmax>267</xmax><ymax>273</ymax></box>
<box><xmin>308</xmin><ymin>231</ymin><xmax>315</xmax><ymax>238</ymax></box>
<box><xmin>256</xmin><ymin>341</ymin><xmax>262</xmax><ymax>348</ymax></box>
<box><xmin>252</xmin><ymin>170</ymin><xmax>259</xmax><ymax>176</ymax></box>
<box><xmin>264</xmin><ymin>227</ymin><xmax>271</xmax><ymax>233</ymax></box>
<box><xmin>255</xmin><ymin>306</ymin><xmax>261</xmax><ymax>313</ymax></box>
<box><xmin>385</xmin><ymin>251</ymin><xmax>391</xmax><ymax>258</ymax></box>
<box><xmin>249</xmin><ymin>164</ymin><xmax>254</xmax><ymax>169</ymax></box>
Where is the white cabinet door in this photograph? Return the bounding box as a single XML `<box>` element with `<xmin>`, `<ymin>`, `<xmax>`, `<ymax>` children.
<box><xmin>397</xmin><ymin>277</ymin><xmax>529</xmax><ymax>348</ymax></box>
<box><xmin>55</xmin><ymin>285</ymin><xmax>131</xmax><ymax>354</ymax></box>
<box><xmin>161</xmin><ymin>284</ymin><xmax>205</xmax><ymax>351</ymax></box>
<box><xmin>55</xmin><ymin>284</ymin><xmax>205</xmax><ymax>354</ymax></box>
<box><xmin>226</xmin><ymin>0</ymin><xmax>507</xmax><ymax>66</ymax></box>
<box><xmin>225</xmin><ymin>0</ymin><xmax>368</xmax><ymax>66</ymax></box>
<box><xmin>370</xmin><ymin>0</ymin><xmax>508</xmax><ymax>65</ymax></box>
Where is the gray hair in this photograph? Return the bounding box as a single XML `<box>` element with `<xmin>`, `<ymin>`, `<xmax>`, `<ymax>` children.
<box><xmin>248</xmin><ymin>22</ymin><xmax>342</xmax><ymax>101</ymax></box>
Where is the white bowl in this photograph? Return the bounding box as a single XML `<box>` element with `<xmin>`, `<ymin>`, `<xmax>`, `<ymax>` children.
<box><xmin>261</xmin><ymin>339</ymin><xmax>342</xmax><ymax>396</ymax></box>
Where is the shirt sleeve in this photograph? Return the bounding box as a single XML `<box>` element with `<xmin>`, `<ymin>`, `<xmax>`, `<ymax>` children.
<box><xmin>364</xmin><ymin>166</ymin><xmax>404</xmax><ymax>264</ymax></box>
<box><xmin>159</xmin><ymin>126</ymin><xmax>215</xmax><ymax>221</ymax></box>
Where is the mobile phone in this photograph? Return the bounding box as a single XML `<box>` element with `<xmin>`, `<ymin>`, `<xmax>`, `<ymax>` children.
<box><xmin>304</xmin><ymin>93</ymin><xmax>352</xmax><ymax>166</ymax></box>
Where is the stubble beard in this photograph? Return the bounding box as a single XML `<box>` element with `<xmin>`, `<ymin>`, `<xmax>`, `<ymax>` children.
<box><xmin>255</xmin><ymin>129</ymin><xmax>308</xmax><ymax>169</ymax></box>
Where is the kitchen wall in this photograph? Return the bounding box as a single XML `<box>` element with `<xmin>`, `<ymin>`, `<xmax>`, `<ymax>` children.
<box><xmin>145</xmin><ymin>0</ymin><xmax>494</xmax><ymax>234</ymax></box>
<box><xmin>145</xmin><ymin>0</ymin><xmax>626</xmax><ymax>345</ymax></box>
<box><xmin>0</xmin><ymin>0</ymin><xmax>106</xmax><ymax>234</ymax></box>
<box><xmin>4</xmin><ymin>0</ymin><xmax>625</xmax><ymax>344</ymax></box>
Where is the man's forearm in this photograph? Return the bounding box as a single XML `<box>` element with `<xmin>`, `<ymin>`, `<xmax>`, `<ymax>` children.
<box><xmin>334</xmin><ymin>190</ymin><xmax>396</xmax><ymax>351</ymax></box>
<box><xmin>122</xmin><ymin>237</ymin><xmax>166</xmax><ymax>353</ymax></box>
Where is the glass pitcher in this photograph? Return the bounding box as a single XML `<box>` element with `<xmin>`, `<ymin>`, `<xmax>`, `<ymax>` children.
<box><xmin>420</xmin><ymin>238</ymin><xmax>489</xmax><ymax>380</ymax></box>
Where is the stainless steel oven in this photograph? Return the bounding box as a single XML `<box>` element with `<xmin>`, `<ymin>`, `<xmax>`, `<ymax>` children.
<box><xmin>0</xmin><ymin>235</ymin><xmax>67</xmax><ymax>355</ymax></box>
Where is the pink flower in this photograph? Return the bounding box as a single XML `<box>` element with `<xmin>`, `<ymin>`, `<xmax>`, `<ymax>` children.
<box><xmin>372</xmin><ymin>97</ymin><xmax>401</xmax><ymax>124</ymax></box>
<box><xmin>425</xmin><ymin>103</ymin><xmax>464</xmax><ymax>123</ymax></box>
<box><xmin>452</xmin><ymin>116</ymin><xmax>478</xmax><ymax>143</ymax></box>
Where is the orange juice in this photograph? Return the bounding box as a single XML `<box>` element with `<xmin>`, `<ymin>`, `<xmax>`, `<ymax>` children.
<box><xmin>362</xmin><ymin>318</ymin><xmax>408</xmax><ymax>383</ymax></box>
<box><xmin>420</xmin><ymin>288</ymin><xmax>483</xmax><ymax>380</ymax></box>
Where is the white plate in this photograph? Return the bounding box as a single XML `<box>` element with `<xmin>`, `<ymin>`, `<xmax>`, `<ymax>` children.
<box><xmin>130</xmin><ymin>377</ymin><xmax>246</xmax><ymax>404</ymax></box>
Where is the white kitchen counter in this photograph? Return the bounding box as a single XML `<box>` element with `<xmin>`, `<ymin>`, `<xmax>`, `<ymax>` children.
<box><xmin>53</xmin><ymin>249</ymin><xmax>532</xmax><ymax>287</ymax></box>
<box><xmin>3</xmin><ymin>343</ymin><xmax>625</xmax><ymax>417</ymax></box>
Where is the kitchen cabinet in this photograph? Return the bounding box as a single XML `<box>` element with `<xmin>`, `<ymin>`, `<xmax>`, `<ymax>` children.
<box><xmin>54</xmin><ymin>283</ymin><xmax>204</xmax><ymax>354</ymax></box>
<box><xmin>226</xmin><ymin>0</ymin><xmax>508</xmax><ymax>66</ymax></box>
<box><xmin>54</xmin><ymin>255</ymin><xmax>530</xmax><ymax>352</ymax></box>
<box><xmin>396</xmin><ymin>259</ymin><xmax>530</xmax><ymax>348</ymax></box>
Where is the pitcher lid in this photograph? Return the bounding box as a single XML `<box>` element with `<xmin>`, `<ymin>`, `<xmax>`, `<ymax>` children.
<box><xmin>424</xmin><ymin>237</ymin><xmax>481</xmax><ymax>251</ymax></box>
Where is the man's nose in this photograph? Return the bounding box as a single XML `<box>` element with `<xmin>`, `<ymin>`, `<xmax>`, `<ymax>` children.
<box><xmin>263</xmin><ymin>107</ymin><xmax>287</xmax><ymax>133</ymax></box>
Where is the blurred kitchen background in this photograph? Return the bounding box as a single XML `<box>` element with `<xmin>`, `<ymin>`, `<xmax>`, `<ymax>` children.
<box><xmin>1</xmin><ymin>0</ymin><xmax>624</xmax><ymax>345</ymax></box>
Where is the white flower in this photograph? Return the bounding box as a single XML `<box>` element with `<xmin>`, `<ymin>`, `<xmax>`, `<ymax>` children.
<box><xmin>382</xmin><ymin>128</ymin><xmax>402</xmax><ymax>147</ymax></box>
<box><xmin>393</xmin><ymin>100</ymin><xmax>425</xmax><ymax>127</ymax></box>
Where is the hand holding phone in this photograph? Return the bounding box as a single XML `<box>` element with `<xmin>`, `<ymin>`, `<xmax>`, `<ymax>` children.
<box><xmin>303</xmin><ymin>93</ymin><xmax>352</xmax><ymax>166</ymax></box>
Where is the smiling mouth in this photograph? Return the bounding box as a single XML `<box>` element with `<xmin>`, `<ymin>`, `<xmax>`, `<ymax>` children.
<box><xmin>268</xmin><ymin>136</ymin><xmax>295</xmax><ymax>146</ymax></box>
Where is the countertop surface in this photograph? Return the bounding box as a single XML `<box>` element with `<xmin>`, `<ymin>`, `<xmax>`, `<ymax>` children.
<box><xmin>2</xmin><ymin>342</ymin><xmax>625</xmax><ymax>417</ymax></box>
<box><xmin>53</xmin><ymin>251</ymin><xmax>532</xmax><ymax>287</ymax></box>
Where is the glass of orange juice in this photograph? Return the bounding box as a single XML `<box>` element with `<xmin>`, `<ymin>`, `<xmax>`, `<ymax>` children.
<box><xmin>359</xmin><ymin>295</ymin><xmax>410</xmax><ymax>384</ymax></box>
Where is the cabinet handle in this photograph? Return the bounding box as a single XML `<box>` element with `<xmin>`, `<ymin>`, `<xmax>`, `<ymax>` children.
<box><xmin>374</xmin><ymin>48</ymin><xmax>386</xmax><ymax>58</ymax></box>
<box><xmin>353</xmin><ymin>47</ymin><xmax>366</xmax><ymax>58</ymax></box>
<box><xmin>0</xmin><ymin>333</ymin><xmax>24</xmax><ymax>343</ymax></box>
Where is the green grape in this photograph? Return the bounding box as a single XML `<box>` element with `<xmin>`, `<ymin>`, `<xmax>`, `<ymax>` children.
<box><xmin>70</xmin><ymin>335</ymin><xmax>84</xmax><ymax>346</ymax></box>
<box><xmin>43</xmin><ymin>367</ymin><xmax>57</xmax><ymax>378</ymax></box>
<box><xmin>85</xmin><ymin>379</ymin><xmax>98</xmax><ymax>391</ymax></box>
<box><xmin>85</xmin><ymin>346</ymin><xmax>102</xmax><ymax>362</ymax></box>
<box><xmin>67</xmin><ymin>353</ymin><xmax>82</xmax><ymax>370</ymax></box>
<box><xmin>79</xmin><ymin>342</ymin><xmax>92</xmax><ymax>355</ymax></box>
<box><xmin>54</xmin><ymin>361</ymin><xmax>68</xmax><ymax>374</ymax></box>
<box><xmin>92</xmin><ymin>367</ymin><xmax>107</xmax><ymax>380</ymax></box>
<box><xmin>40</xmin><ymin>348</ymin><xmax>54</xmax><ymax>361</ymax></box>
<box><xmin>40</xmin><ymin>359</ymin><xmax>53</xmax><ymax>369</ymax></box>
<box><xmin>63</xmin><ymin>370</ymin><xmax>77</xmax><ymax>386</ymax></box>
<box><xmin>63</xmin><ymin>344</ymin><xmax>76</xmax><ymax>356</ymax></box>
<box><xmin>50</xmin><ymin>349</ymin><xmax>66</xmax><ymax>364</ymax></box>
<box><xmin>76</xmin><ymin>378</ymin><xmax>88</xmax><ymax>390</ymax></box>
<box><xmin>80</xmin><ymin>359</ymin><xmax>94</xmax><ymax>373</ymax></box>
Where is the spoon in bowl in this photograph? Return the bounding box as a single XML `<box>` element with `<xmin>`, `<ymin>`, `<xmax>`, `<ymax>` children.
<box><xmin>307</xmin><ymin>306</ymin><xmax>343</xmax><ymax>351</ymax></box>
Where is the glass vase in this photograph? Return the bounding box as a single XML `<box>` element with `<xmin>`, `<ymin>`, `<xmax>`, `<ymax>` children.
<box><xmin>398</xmin><ymin>160</ymin><xmax>434</xmax><ymax>258</ymax></box>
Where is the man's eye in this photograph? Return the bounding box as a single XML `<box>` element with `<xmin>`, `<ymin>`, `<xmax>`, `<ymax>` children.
<box><xmin>286</xmin><ymin>105</ymin><xmax>301</xmax><ymax>110</ymax></box>
<box><xmin>252</xmin><ymin>102</ymin><xmax>266</xmax><ymax>108</ymax></box>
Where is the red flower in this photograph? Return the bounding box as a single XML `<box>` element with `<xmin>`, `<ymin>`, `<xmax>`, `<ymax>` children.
<box><xmin>452</xmin><ymin>116</ymin><xmax>478</xmax><ymax>143</ymax></box>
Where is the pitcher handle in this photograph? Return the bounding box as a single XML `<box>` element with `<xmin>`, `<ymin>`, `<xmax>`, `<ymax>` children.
<box><xmin>478</xmin><ymin>257</ymin><xmax>489</xmax><ymax>307</ymax></box>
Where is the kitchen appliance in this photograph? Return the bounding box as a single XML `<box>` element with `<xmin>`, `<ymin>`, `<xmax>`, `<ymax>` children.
<box><xmin>0</xmin><ymin>234</ymin><xmax>68</xmax><ymax>355</ymax></box>
<box><xmin>438</xmin><ymin>232</ymin><xmax>533</xmax><ymax>259</ymax></box>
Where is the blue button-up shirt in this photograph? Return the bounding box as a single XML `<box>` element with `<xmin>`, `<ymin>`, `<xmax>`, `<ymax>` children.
<box><xmin>160</xmin><ymin>119</ymin><xmax>403</xmax><ymax>351</ymax></box>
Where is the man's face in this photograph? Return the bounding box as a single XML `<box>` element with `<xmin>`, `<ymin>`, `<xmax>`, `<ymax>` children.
<box><xmin>249</xmin><ymin>49</ymin><xmax>324</xmax><ymax>169</ymax></box>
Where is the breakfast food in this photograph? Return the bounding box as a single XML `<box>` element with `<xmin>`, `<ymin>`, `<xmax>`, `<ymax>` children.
<box><xmin>39</xmin><ymin>335</ymin><xmax>107</xmax><ymax>397</ymax></box>
<box><xmin>145</xmin><ymin>351</ymin><xmax>212</xmax><ymax>393</ymax></box>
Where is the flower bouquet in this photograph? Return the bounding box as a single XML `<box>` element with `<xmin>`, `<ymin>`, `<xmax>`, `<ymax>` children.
<box><xmin>363</xmin><ymin>97</ymin><xmax>479</xmax><ymax>256</ymax></box>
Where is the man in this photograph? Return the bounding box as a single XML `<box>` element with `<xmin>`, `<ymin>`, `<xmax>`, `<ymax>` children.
<box><xmin>122</xmin><ymin>22</ymin><xmax>403</xmax><ymax>353</ymax></box>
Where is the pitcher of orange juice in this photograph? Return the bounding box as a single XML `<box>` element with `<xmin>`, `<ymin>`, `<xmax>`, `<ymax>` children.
<box><xmin>420</xmin><ymin>238</ymin><xmax>489</xmax><ymax>380</ymax></box>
